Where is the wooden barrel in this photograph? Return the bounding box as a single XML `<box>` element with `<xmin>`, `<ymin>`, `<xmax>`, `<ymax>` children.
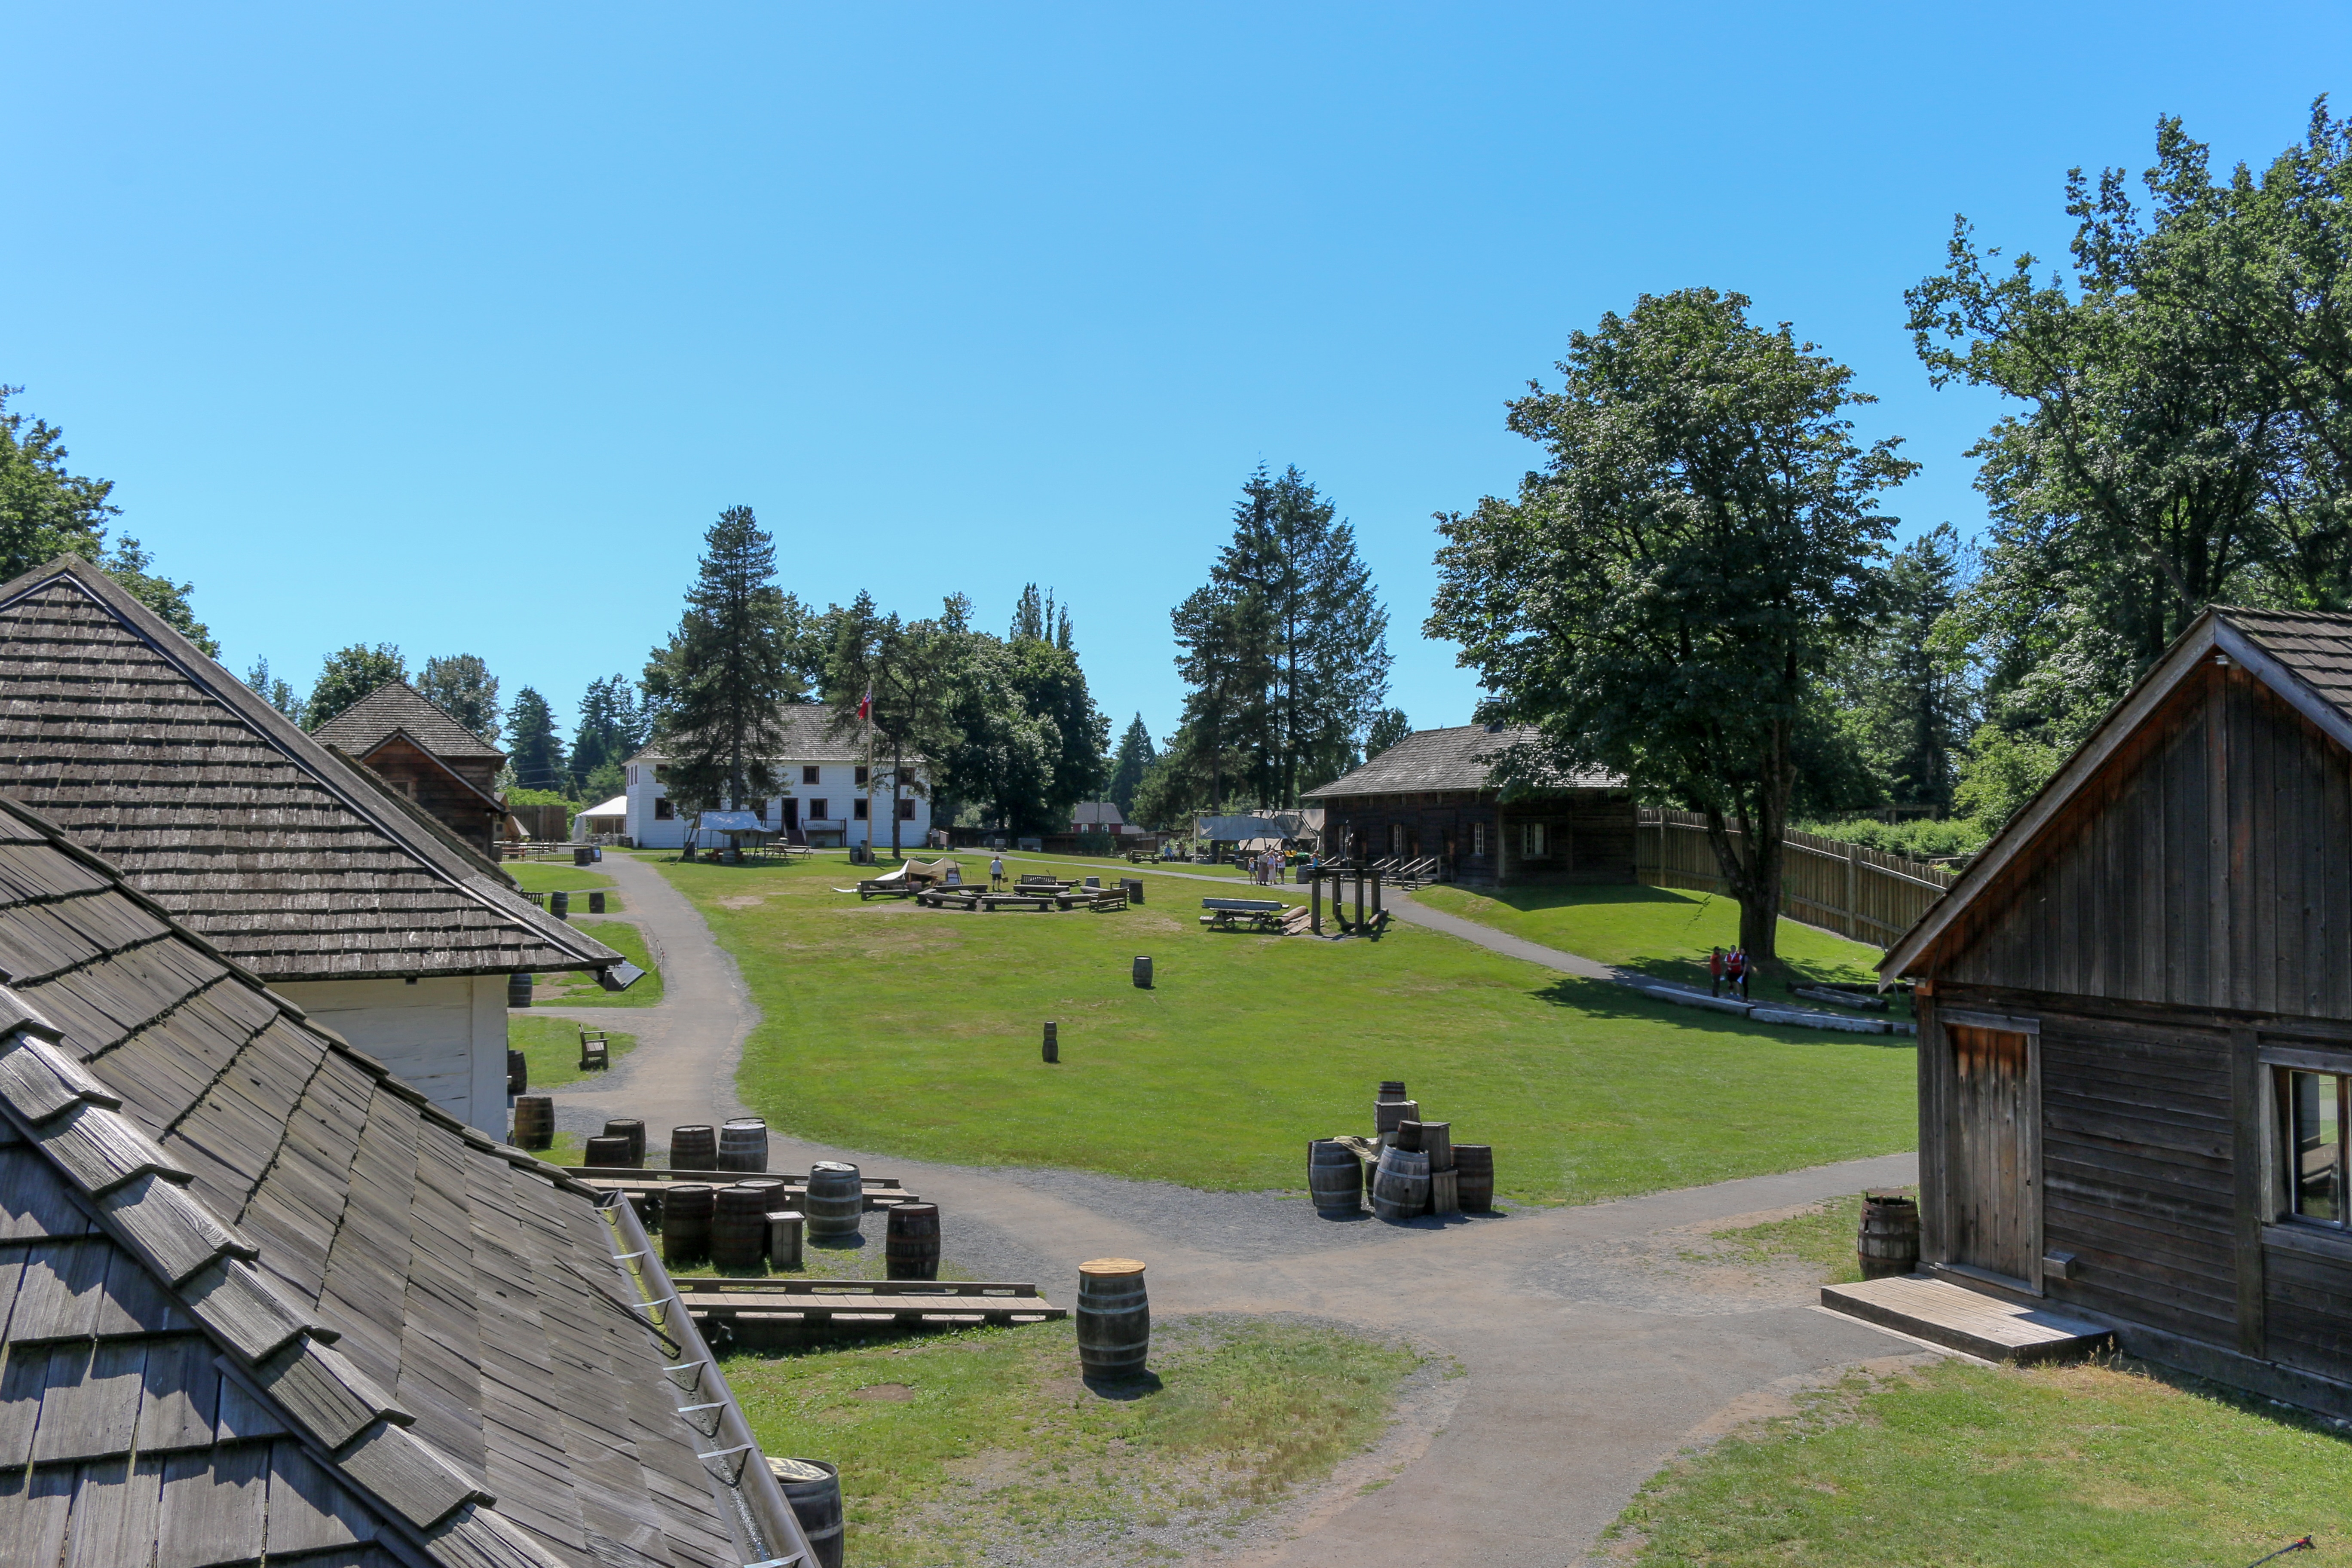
<box><xmin>1378</xmin><ymin>1081</ymin><xmax>1407</xmax><ymax>1102</ymax></box>
<box><xmin>511</xmin><ymin>1095</ymin><xmax>553</xmax><ymax>1149</ymax></box>
<box><xmin>1121</xmin><ymin>878</ymin><xmax>1145</xmax><ymax>904</ymax></box>
<box><xmin>588</xmin><ymin>890</ymin><xmax>606</xmax><ymax>914</ymax></box>
<box><xmin>1374</xmin><ymin>1097</ymin><xmax>1420</xmax><ymax>1138</ymax></box>
<box><xmin>1417</xmin><ymin>1121</ymin><xmax>1453</xmax><ymax>1173</ymax></box>
<box><xmin>805</xmin><ymin>1162</ymin><xmax>863</xmax><ymax>1237</ymax></box>
<box><xmin>669</xmin><ymin>1125</ymin><xmax>717</xmax><ymax>1170</ymax></box>
<box><xmin>1076</xmin><ymin>1258</ymin><xmax>1150</xmax><ymax>1381</ymax></box>
<box><xmin>1454</xmin><ymin>1145</ymin><xmax>1494</xmax><ymax>1211</ymax></box>
<box><xmin>717</xmin><ymin>1118</ymin><xmax>769</xmax><ymax>1173</ymax></box>
<box><xmin>767</xmin><ymin>1458</ymin><xmax>844</xmax><ymax>1568</ymax></box>
<box><xmin>1133</xmin><ymin>955</ymin><xmax>1153</xmax><ymax>989</ymax></box>
<box><xmin>506</xmin><ymin>972</ymin><xmax>532</xmax><ymax>1009</ymax></box>
<box><xmin>1858</xmin><ymin>1190</ymin><xmax>1921</xmax><ymax>1280</ymax></box>
<box><xmin>551</xmin><ymin>890</ymin><xmax>569</xmax><ymax>922</ymax></box>
<box><xmin>1308</xmin><ymin>1140</ymin><xmax>1362</xmax><ymax>1215</ymax></box>
<box><xmin>885</xmin><ymin>1203</ymin><xmax>942</xmax><ymax>1280</ymax></box>
<box><xmin>1370</xmin><ymin>1146</ymin><xmax>1430</xmax><ymax>1221</ymax></box>
<box><xmin>583</xmin><ymin>1135</ymin><xmax>634</xmax><ymax>1168</ymax></box>
<box><xmin>713</xmin><ymin>1184</ymin><xmax>777</xmax><ymax>1271</ymax></box>
<box><xmin>506</xmin><ymin>1050</ymin><xmax>527</xmax><ymax>1095</ymax></box>
<box><xmin>574</xmin><ymin>845</ymin><xmax>595</xmax><ymax>867</ymax></box>
<box><xmin>603</xmin><ymin>1118</ymin><xmax>646</xmax><ymax>1166</ymax></box>
<box><xmin>662</xmin><ymin>1184</ymin><xmax>714</xmax><ymax>1265</ymax></box>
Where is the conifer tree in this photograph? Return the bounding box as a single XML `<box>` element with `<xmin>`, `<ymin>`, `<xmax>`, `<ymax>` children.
<box><xmin>505</xmin><ymin>687</ymin><xmax>568</xmax><ymax>792</ymax></box>
<box><xmin>652</xmin><ymin>506</ymin><xmax>796</xmax><ymax>821</ymax></box>
<box><xmin>1107</xmin><ymin>714</ymin><xmax>1155</xmax><ymax>815</ymax></box>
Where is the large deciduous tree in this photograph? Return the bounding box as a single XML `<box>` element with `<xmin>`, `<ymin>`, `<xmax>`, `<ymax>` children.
<box><xmin>1429</xmin><ymin>288</ymin><xmax>1911</xmax><ymax>962</ymax></box>
<box><xmin>307</xmin><ymin>643</ymin><xmax>406</xmax><ymax>730</ymax></box>
<box><xmin>649</xmin><ymin>506</ymin><xmax>799</xmax><ymax>821</ymax></box>
<box><xmin>416</xmin><ymin>654</ymin><xmax>501</xmax><ymax>744</ymax></box>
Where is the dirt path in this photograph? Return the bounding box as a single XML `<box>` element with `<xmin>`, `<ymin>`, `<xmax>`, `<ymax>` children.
<box><xmin>539</xmin><ymin>852</ymin><xmax>1929</xmax><ymax>1566</ymax></box>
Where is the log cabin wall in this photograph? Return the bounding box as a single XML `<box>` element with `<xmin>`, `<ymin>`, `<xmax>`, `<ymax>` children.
<box><xmin>1319</xmin><ymin>790</ymin><xmax>1635</xmax><ymax>885</ymax></box>
<box><xmin>361</xmin><ymin>735</ymin><xmax>505</xmax><ymax>858</ymax></box>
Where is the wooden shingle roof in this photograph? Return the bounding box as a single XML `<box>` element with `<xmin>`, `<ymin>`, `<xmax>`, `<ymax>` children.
<box><xmin>1300</xmin><ymin>724</ymin><xmax>1623</xmax><ymax>800</ymax></box>
<box><xmin>0</xmin><ymin>793</ymin><xmax>811</xmax><ymax>1568</ymax></box>
<box><xmin>313</xmin><ymin>683</ymin><xmax>505</xmax><ymax>764</ymax></box>
<box><xmin>626</xmin><ymin>705</ymin><xmax>906</xmax><ymax>769</ymax></box>
<box><xmin>0</xmin><ymin>559</ymin><xmax>619</xmax><ymax>982</ymax></box>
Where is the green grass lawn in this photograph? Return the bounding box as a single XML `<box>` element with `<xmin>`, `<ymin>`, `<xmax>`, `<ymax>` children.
<box><xmin>1612</xmin><ymin>1358</ymin><xmax>2352</xmax><ymax>1567</ymax></box>
<box><xmin>506</xmin><ymin>859</ymin><xmax>625</xmax><ymax>911</ymax></box>
<box><xmin>533</xmin><ymin>920</ymin><xmax>664</xmax><ymax>1007</ymax></box>
<box><xmin>507</xmin><ymin>1014</ymin><xmax>638</xmax><ymax>1089</ymax></box>
<box><xmin>726</xmin><ymin>1317</ymin><xmax>1419</xmax><ymax>1568</ymax></box>
<box><xmin>648</xmin><ymin>854</ymin><xmax>1914</xmax><ymax>1204</ymax></box>
<box><xmin>1415</xmin><ymin>883</ymin><xmax>1910</xmax><ymax>1018</ymax></box>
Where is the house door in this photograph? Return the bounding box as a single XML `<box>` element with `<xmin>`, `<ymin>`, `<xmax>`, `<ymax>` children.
<box><xmin>1948</xmin><ymin>1022</ymin><xmax>2038</xmax><ymax>1285</ymax></box>
<box><xmin>780</xmin><ymin>798</ymin><xmax>799</xmax><ymax>831</ymax></box>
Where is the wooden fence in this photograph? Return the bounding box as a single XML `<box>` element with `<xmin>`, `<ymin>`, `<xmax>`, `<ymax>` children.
<box><xmin>1635</xmin><ymin>808</ymin><xmax>1956</xmax><ymax>947</ymax></box>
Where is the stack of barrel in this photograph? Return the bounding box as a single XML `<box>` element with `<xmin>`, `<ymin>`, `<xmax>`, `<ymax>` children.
<box><xmin>1309</xmin><ymin>1081</ymin><xmax>1495</xmax><ymax>1221</ymax></box>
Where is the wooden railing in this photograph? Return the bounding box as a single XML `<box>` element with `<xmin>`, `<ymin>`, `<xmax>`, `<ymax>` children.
<box><xmin>1635</xmin><ymin>808</ymin><xmax>1955</xmax><ymax>947</ymax></box>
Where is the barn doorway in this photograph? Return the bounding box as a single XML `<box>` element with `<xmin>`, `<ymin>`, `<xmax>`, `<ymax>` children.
<box><xmin>1948</xmin><ymin>1022</ymin><xmax>2040</xmax><ymax>1287</ymax></box>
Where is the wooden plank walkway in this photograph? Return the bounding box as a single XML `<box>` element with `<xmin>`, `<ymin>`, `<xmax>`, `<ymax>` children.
<box><xmin>567</xmin><ymin>1170</ymin><xmax>919</xmax><ymax>1211</ymax></box>
<box><xmin>1822</xmin><ymin>1275</ymin><xmax>2113</xmax><ymax>1363</ymax></box>
<box><xmin>676</xmin><ymin>1277</ymin><xmax>1066</xmax><ymax>1329</ymax></box>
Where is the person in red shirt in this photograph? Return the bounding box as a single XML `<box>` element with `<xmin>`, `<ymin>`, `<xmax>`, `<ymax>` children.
<box><xmin>1709</xmin><ymin>946</ymin><xmax>1726</xmax><ymax>997</ymax></box>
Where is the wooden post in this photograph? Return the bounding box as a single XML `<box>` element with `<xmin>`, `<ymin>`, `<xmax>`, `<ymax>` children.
<box><xmin>1311</xmin><ymin>869</ymin><xmax>1322</xmax><ymax>936</ymax></box>
<box><xmin>2230</xmin><ymin>1025</ymin><xmax>2269</xmax><ymax>1357</ymax></box>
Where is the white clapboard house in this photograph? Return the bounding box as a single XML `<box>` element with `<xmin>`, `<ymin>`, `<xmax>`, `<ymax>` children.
<box><xmin>626</xmin><ymin>706</ymin><xmax>932</xmax><ymax>849</ymax></box>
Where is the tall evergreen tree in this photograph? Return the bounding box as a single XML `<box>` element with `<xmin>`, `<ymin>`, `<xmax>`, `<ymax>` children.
<box><xmin>243</xmin><ymin>657</ymin><xmax>306</xmax><ymax>727</ymax></box>
<box><xmin>1365</xmin><ymin>707</ymin><xmax>1412</xmax><ymax>757</ymax></box>
<box><xmin>570</xmin><ymin>674</ymin><xmax>647</xmax><ymax>794</ymax></box>
<box><xmin>417</xmin><ymin>654</ymin><xmax>500</xmax><ymax>743</ymax></box>
<box><xmin>505</xmin><ymin>687</ymin><xmax>568</xmax><ymax>792</ymax></box>
<box><xmin>1106</xmin><ymin>714</ymin><xmax>1155</xmax><ymax>815</ymax></box>
<box><xmin>1836</xmin><ymin>526</ymin><xmax>1974</xmax><ymax>812</ymax></box>
<box><xmin>306</xmin><ymin>643</ymin><xmax>406</xmax><ymax>730</ymax></box>
<box><xmin>650</xmin><ymin>506</ymin><xmax>797</xmax><ymax>820</ymax></box>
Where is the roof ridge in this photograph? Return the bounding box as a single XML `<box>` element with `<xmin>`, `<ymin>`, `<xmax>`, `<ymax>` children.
<box><xmin>314</xmin><ymin>678</ymin><xmax>506</xmax><ymax>760</ymax></box>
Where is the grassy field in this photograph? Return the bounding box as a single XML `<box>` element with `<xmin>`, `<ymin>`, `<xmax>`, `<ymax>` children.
<box><xmin>1415</xmin><ymin>883</ymin><xmax>1911</xmax><ymax>1017</ymax></box>
<box><xmin>506</xmin><ymin>860</ymin><xmax>625</xmax><ymax>911</ymax></box>
<box><xmin>1611</xmin><ymin>1358</ymin><xmax>2352</xmax><ymax>1567</ymax></box>
<box><xmin>533</xmin><ymin>920</ymin><xmax>664</xmax><ymax>1007</ymax></box>
<box><xmin>726</xmin><ymin>1317</ymin><xmax>1420</xmax><ymax>1568</ymax></box>
<box><xmin>651</xmin><ymin>854</ymin><xmax>1915</xmax><ymax>1205</ymax></box>
<box><xmin>507</xmin><ymin>1014</ymin><xmax>637</xmax><ymax>1089</ymax></box>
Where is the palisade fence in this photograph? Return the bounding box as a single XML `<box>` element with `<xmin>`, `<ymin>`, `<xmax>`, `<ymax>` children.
<box><xmin>1635</xmin><ymin>808</ymin><xmax>1957</xmax><ymax>948</ymax></box>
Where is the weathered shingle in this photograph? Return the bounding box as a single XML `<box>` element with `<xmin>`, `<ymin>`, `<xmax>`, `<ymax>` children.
<box><xmin>626</xmin><ymin>703</ymin><xmax>896</xmax><ymax>768</ymax></box>
<box><xmin>1301</xmin><ymin>723</ymin><xmax>1623</xmax><ymax>800</ymax></box>
<box><xmin>2220</xmin><ymin>606</ymin><xmax>2352</xmax><ymax>720</ymax></box>
<box><xmin>314</xmin><ymin>683</ymin><xmax>505</xmax><ymax>764</ymax></box>
<box><xmin>0</xmin><ymin>560</ymin><xmax>616</xmax><ymax>982</ymax></box>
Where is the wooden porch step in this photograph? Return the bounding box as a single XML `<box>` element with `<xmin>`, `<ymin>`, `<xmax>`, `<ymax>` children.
<box><xmin>1821</xmin><ymin>1274</ymin><xmax>2115</xmax><ymax>1363</ymax></box>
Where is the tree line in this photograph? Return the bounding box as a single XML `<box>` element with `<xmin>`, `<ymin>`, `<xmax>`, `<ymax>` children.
<box><xmin>1433</xmin><ymin>105</ymin><xmax>2352</xmax><ymax>962</ymax></box>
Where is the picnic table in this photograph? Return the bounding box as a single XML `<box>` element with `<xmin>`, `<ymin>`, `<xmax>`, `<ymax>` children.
<box><xmin>1200</xmin><ymin>897</ymin><xmax>1289</xmax><ymax>931</ymax></box>
<box><xmin>570</xmin><ymin>1169</ymin><xmax>919</xmax><ymax>1215</ymax></box>
<box><xmin>676</xmin><ymin>1278</ymin><xmax>1065</xmax><ymax>1345</ymax></box>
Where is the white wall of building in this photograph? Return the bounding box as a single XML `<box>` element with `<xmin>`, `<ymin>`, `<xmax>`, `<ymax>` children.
<box><xmin>274</xmin><ymin>974</ymin><xmax>510</xmax><ymax>1136</ymax></box>
<box><xmin>623</xmin><ymin>761</ymin><xmax>932</xmax><ymax>849</ymax></box>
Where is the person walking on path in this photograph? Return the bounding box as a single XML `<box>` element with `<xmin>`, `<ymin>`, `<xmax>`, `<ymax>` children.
<box><xmin>1730</xmin><ymin>946</ymin><xmax>1751</xmax><ymax>1001</ymax></box>
<box><xmin>990</xmin><ymin>853</ymin><xmax>1006</xmax><ymax>890</ymax></box>
<box><xmin>1709</xmin><ymin>946</ymin><xmax>1726</xmax><ymax>997</ymax></box>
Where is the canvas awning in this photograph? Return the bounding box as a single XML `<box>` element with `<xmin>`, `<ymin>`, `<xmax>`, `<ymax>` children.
<box><xmin>697</xmin><ymin>809</ymin><xmax>769</xmax><ymax>834</ymax></box>
<box><xmin>1196</xmin><ymin>813</ymin><xmax>1293</xmax><ymax>841</ymax></box>
<box><xmin>581</xmin><ymin>794</ymin><xmax>628</xmax><ymax>820</ymax></box>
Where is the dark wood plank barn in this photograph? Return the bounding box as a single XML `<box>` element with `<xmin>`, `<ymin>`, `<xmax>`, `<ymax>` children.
<box><xmin>0</xmin><ymin>558</ymin><xmax>622</xmax><ymax>1134</ymax></box>
<box><xmin>0</xmin><ymin>792</ymin><xmax>813</xmax><ymax>1567</ymax></box>
<box><xmin>1882</xmin><ymin>606</ymin><xmax>2352</xmax><ymax>1414</ymax></box>
<box><xmin>1301</xmin><ymin>723</ymin><xmax>1632</xmax><ymax>885</ymax></box>
<box><xmin>313</xmin><ymin>683</ymin><xmax>510</xmax><ymax>860</ymax></box>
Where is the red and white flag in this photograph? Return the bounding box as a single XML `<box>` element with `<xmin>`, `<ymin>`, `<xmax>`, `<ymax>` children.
<box><xmin>857</xmin><ymin>684</ymin><xmax>872</xmax><ymax>722</ymax></box>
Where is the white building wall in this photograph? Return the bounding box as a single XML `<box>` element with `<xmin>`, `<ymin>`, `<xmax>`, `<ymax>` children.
<box><xmin>274</xmin><ymin>974</ymin><xmax>512</xmax><ymax>1136</ymax></box>
<box><xmin>624</xmin><ymin>760</ymin><xmax>932</xmax><ymax>849</ymax></box>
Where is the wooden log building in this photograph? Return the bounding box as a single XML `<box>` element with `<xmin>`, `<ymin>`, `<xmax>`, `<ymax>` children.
<box><xmin>1882</xmin><ymin>606</ymin><xmax>2352</xmax><ymax>1415</ymax></box>
<box><xmin>0</xmin><ymin>558</ymin><xmax>624</xmax><ymax>1136</ymax></box>
<box><xmin>313</xmin><ymin>681</ymin><xmax>510</xmax><ymax>859</ymax></box>
<box><xmin>1301</xmin><ymin>723</ymin><xmax>1633</xmax><ymax>886</ymax></box>
<box><xmin>0</xmin><ymin>790</ymin><xmax>813</xmax><ymax>1567</ymax></box>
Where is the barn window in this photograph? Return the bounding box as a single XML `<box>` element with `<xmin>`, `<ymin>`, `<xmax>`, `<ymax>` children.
<box><xmin>1523</xmin><ymin>822</ymin><xmax>1547</xmax><ymax>859</ymax></box>
<box><xmin>653</xmin><ymin>799</ymin><xmax>674</xmax><ymax>820</ymax></box>
<box><xmin>2283</xmin><ymin>1069</ymin><xmax>2347</xmax><ymax>1224</ymax></box>
<box><xmin>803</xmin><ymin>765</ymin><xmax>821</xmax><ymax>785</ymax></box>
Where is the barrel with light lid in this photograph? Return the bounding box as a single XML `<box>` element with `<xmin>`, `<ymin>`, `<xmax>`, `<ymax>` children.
<box><xmin>668</xmin><ymin>1124</ymin><xmax>717</xmax><ymax>1170</ymax></box>
<box><xmin>1076</xmin><ymin>1257</ymin><xmax>1151</xmax><ymax>1381</ymax></box>
<box><xmin>662</xmin><ymin>1183</ymin><xmax>715</xmax><ymax>1265</ymax></box>
<box><xmin>718</xmin><ymin>1117</ymin><xmax>769</xmax><ymax>1173</ymax></box>
<box><xmin>767</xmin><ymin>1457</ymin><xmax>844</xmax><ymax>1568</ymax></box>
<box><xmin>805</xmin><ymin>1161</ymin><xmax>864</xmax><ymax>1237</ymax></box>
<box><xmin>583</xmin><ymin>1135</ymin><xmax>634</xmax><ymax>1169</ymax></box>
<box><xmin>1307</xmin><ymin>1139</ymin><xmax>1363</xmax><ymax>1215</ymax></box>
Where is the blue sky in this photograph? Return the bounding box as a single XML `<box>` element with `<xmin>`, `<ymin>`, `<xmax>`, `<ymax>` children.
<box><xmin>6</xmin><ymin>4</ymin><xmax>2347</xmax><ymax>752</ymax></box>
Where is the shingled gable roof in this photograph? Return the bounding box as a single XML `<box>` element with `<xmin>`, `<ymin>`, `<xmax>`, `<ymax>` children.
<box><xmin>1300</xmin><ymin>724</ymin><xmax>1624</xmax><ymax>800</ymax></box>
<box><xmin>1882</xmin><ymin>605</ymin><xmax>2352</xmax><ymax>981</ymax></box>
<box><xmin>0</xmin><ymin>558</ymin><xmax>619</xmax><ymax>982</ymax></box>
<box><xmin>0</xmin><ymin>793</ymin><xmax>812</xmax><ymax>1568</ymax></box>
<box><xmin>313</xmin><ymin>683</ymin><xmax>505</xmax><ymax>765</ymax></box>
<box><xmin>625</xmin><ymin>706</ymin><xmax>913</xmax><ymax>770</ymax></box>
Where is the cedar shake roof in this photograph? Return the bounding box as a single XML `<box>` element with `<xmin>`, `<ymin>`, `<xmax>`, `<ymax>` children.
<box><xmin>626</xmin><ymin>704</ymin><xmax>916</xmax><ymax>769</ymax></box>
<box><xmin>0</xmin><ymin>792</ymin><xmax>808</xmax><ymax>1568</ymax></box>
<box><xmin>312</xmin><ymin>682</ymin><xmax>505</xmax><ymax>765</ymax></box>
<box><xmin>1300</xmin><ymin>724</ymin><xmax>1623</xmax><ymax>800</ymax></box>
<box><xmin>2216</xmin><ymin>606</ymin><xmax>2352</xmax><ymax>717</ymax></box>
<box><xmin>0</xmin><ymin>558</ymin><xmax>619</xmax><ymax>982</ymax></box>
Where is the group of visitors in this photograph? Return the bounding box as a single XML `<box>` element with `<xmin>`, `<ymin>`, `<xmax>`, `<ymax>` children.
<box><xmin>1249</xmin><ymin>848</ymin><xmax>1288</xmax><ymax>885</ymax></box>
<box><xmin>1709</xmin><ymin>944</ymin><xmax>1754</xmax><ymax>1000</ymax></box>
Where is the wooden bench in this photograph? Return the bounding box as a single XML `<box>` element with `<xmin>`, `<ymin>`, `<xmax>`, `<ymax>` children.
<box><xmin>856</xmin><ymin>879</ymin><xmax>915</xmax><ymax>900</ymax></box>
<box><xmin>578</xmin><ymin>1029</ymin><xmax>610</xmax><ymax>1071</ymax></box>
<box><xmin>675</xmin><ymin>1278</ymin><xmax>1065</xmax><ymax>1339</ymax></box>
<box><xmin>1075</xmin><ymin>888</ymin><xmax>1128</xmax><ymax>912</ymax></box>
<box><xmin>1200</xmin><ymin>897</ymin><xmax>1289</xmax><ymax>931</ymax></box>
<box><xmin>980</xmin><ymin>892</ymin><xmax>1061</xmax><ymax>911</ymax></box>
<box><xmin>916</xmin><ymin>888</ymin><xmax>985</xmax><ymax>910</ymax></box>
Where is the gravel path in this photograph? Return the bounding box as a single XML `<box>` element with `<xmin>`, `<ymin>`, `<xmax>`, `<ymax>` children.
<box><xmin>537</xmin><ymin>851</ymin><xmax>1931</xmax><ymax>1567</ymax></box>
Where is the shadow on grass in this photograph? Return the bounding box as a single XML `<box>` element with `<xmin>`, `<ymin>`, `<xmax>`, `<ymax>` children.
<box><xmin>1531</xmin><ymin>974</ymin><xmax>1917</xmax><ymax>1050</ymax></box>
<box><xmin>1081</xmin><ymin>1370</ymin><xmax>1165</xmax><ymax>1401</ymax></box>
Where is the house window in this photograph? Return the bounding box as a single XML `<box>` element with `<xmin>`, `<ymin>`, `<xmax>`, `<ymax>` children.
<box><xmin>809</xmin><ymin>799</ymin><xmax>828</xmax><ymax>821</ymax></box>
<box><xmin>855</xmin><ymin>766</ymin><xmax>870</xmax><ymax>786</ymax></box>
<box><xmin>854</xmin><ymin>799</ymin><xmax>870</xmax><ymax>821</ymax></box>
<box><xmin>1523</xmin><ymin>822</ymin><xmax>1547</xmax><ymax>859</ymax></box>
<box><xmin>2283</xmin><ymin>1069</ymin><xmax>2348</xmax><ymax>1224</ymax></box>
<box><xmin>897</xmin><ymin>797</ymin><xmax>916</xmax><ymax>820</ymax></box>
<box><xmin>802</xmin><ymin>766</ymin><xmax>820</xmax><ymax>785</ymax></box>
<box><xmin>1473</xmin><ymin>821</ymin><xmax>1487</xmax><ymax>858</ymax></box>
<box><xmin>1390</xmin><ymin>824</ymin><xmax>1405</xmax><ymax>857</ymax></box>
<box><xmin>654</xmin><ymin>798</ymin><xmax>674</xmax><ymax>820</ymax></box>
